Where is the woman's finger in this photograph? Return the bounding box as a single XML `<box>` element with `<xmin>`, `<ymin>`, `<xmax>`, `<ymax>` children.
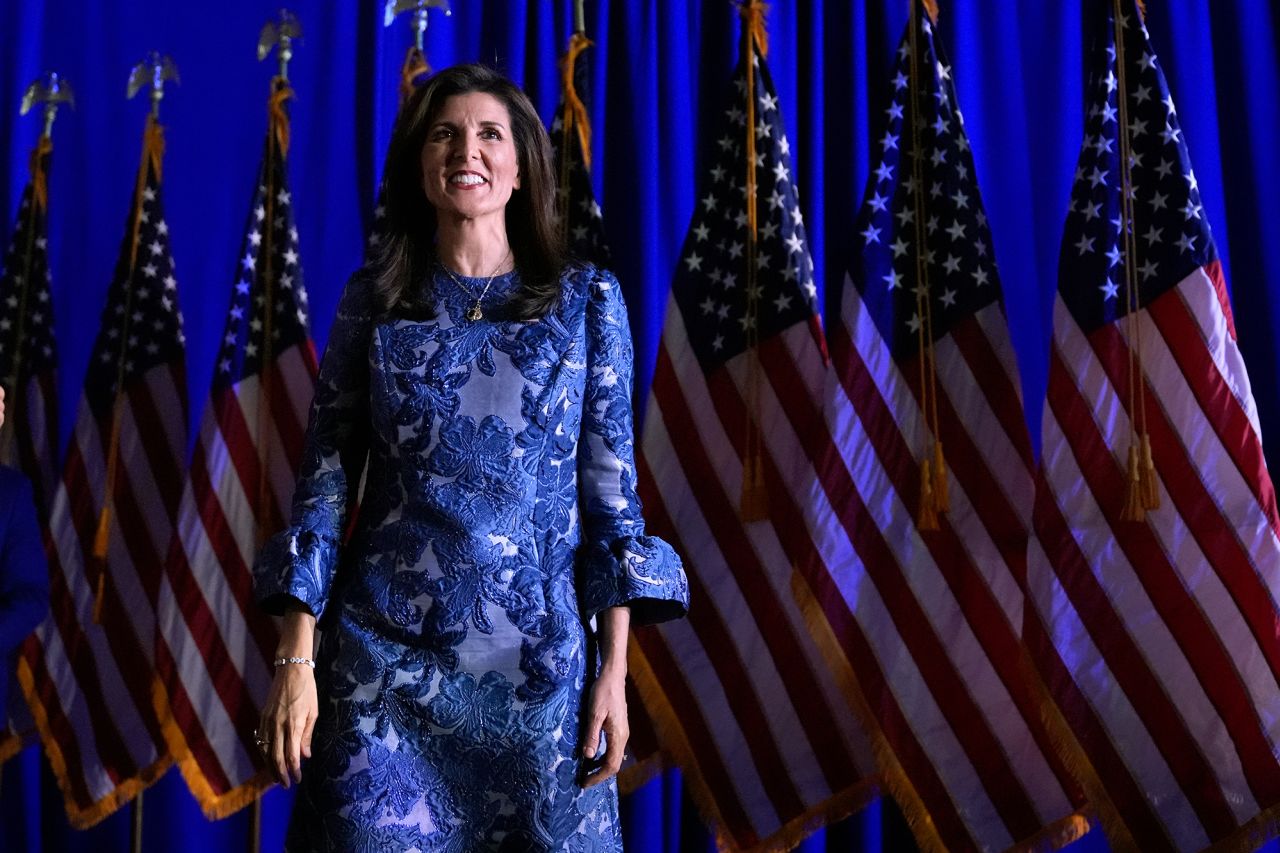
<box><xmin>271</xmin><ymin>717</ymin><xmax>290</xmax><ymax>789</ymax></box>
<box><xmin>301</xmin><ymin>711</ymin><xmax>317</xmax><ymax>760</ymax></box>
<box><xmin>286</xmin><ymin>717</ymin><xmax>304</xmax><ymax>784</ymax></box>
<box><xmin>582</xmin><ymin>708</ymin><xmax>606</xmax><ymax>759</ymax></box>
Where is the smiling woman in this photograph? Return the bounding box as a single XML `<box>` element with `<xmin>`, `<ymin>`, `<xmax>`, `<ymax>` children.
<box><xmin>420</xmin><ymin>92</ymin><xmax>522</xmax><ymax>225</ymax></box>
<box><xmin>250</xmin><ymin>63</ymin><xmax>689</xmax><ymax>852</ymax></box>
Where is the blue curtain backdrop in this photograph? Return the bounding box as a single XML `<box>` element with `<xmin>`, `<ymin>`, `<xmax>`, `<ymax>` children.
<box><xmin>1</xmin><ymin>0</ymin><xmax>1278</xmax><ymax>850</ymax></box>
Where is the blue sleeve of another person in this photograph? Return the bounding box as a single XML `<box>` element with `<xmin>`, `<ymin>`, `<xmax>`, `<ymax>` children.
<box><xmin>0</xmin><ymin>467</ymin><xmax>49</xmax><ymax>655</ymax></box>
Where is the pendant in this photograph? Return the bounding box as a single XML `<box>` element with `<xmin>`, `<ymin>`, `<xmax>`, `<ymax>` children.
<box><xmin>466</xmin><ymin>302</ymin><xmax>484</xmax><ymax>322</ymax></box>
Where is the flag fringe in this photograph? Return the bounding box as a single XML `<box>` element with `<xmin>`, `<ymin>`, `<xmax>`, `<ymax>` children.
<box><xmin>0</xmin><ymin>730</ymin><xmax>25</xmax><ymax>764</ymax></box>
<box><xmin>791</xmin><ymin>569</ymin><xmax>1098</xmax><ymax>853</ymax></box>
<box><xmin>790</xmin><ymin>567</ymin><xmax>948</xmax><ymax>852</ymax></box>
<box><xmin>16</xmin><ymin>655</ymin><xmax>172</xmax><ymax>828</ymax></box>
<box><xmin>1202</xmin><ymin>800</ymin><xmax>1280</xmax><ymax>853</ymax></box>
<box><xmin>628</xmin><ymin>641</ymin><xmax>877</xmax><ymax>852</ymax></box>
<box><xmin>150</xmin><ymin>675</ymin><xmax>274</xmax><ymax>820</ymax></box>
<box><xmin>1011</xmin><ymin>640</ymin><xmax>1138</xmax><ymax>852</ymax></box>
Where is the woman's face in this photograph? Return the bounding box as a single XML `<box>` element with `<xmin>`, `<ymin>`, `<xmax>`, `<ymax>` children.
<box><xmin>420</xmin><ymin>91</ymin><xmax>522</xmax><ymax>226</ymax></box>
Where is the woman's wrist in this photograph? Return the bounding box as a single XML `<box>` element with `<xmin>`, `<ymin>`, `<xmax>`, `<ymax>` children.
<box><xmin>275</xmin><ymin>606</ymin><xmax>318</xmax><ymax>660</ymax></box>
<box><xmin>596</xmin><ymin>606</ymin><xmax>631</xmax><ymax>678</ymax></box>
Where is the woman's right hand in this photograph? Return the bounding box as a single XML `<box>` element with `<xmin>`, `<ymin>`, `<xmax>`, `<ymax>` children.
<box><xmin>259</xmin><ymin>607</ymin><xmax>319</xmax><ymax>788</ymax></box>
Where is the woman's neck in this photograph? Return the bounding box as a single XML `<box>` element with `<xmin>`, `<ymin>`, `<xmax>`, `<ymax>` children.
<box><xmin>435</xmin><ymin>217</ymin><xmax>513</xmax><ymax>277</ymax></box>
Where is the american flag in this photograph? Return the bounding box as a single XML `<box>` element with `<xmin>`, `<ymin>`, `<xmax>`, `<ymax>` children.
<box><xmin>550</xmin><ymin>31</ymin><xmax>611</xmax><ymax>267</ymax></box>
<box><xmin>631</xmin><ymin>11</ymin><xmax>876</xmax><ymax>849</ymax></box>
<box><xmin>0</xmin><ymin>136</ymin><xmax>60</xmax><ymax>766</ymax></box>
<box><xmin>0</xmin><ymin>136</ymin><xmax>59</xmax><ymax>515</ymax></box>
<box><xmin>19</xmin><ymin>115</ymin><xmax>184</xmax><ymax>826</ymax></box>
<box><xmin>154</xmin><ymin>81</ymin><xmax>317</xmax><ymax>817</ymax></box>
<box><xmin>1025</xmin><ymin>2</ymin><xmax>1280</xmax><ymax>849</ymax></box>
<box><xmin>365</xmin><ymin>46</ymin><xmax>430</xmax><ymax>261</ymax></box>
<box><xmin>546</xmin><ymin>27</ymin><xmax>664</xmax><ymax>790</ymax></box>
<box><xmin>808</xmin><ymin>9</ymin><xmax>1091</xmax><ymax>850</ymax></box>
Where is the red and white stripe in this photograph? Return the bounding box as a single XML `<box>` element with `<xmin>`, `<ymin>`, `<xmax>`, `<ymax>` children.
<box><xmin>802</xmin><ymin>274</ymin><xmax>1085</xmax><ymax>851</ymax></box>
<box><xmin>635</xmin><ymin>297</ymin><xmax>875</xmax><ymax>851</ymax></box>
<box><xmin>154</xmin><ymin>341</ymin><xmax>316</xmax><ymax>817</ymax></box>
<box><xmin>1028</xmin><ymin>260</ymin><xmax>1280</xmax><ymax>851</ymax></box>
<box><xmin>19</xmin><ymin>362</ymin><xmax>186</xmax><ymax>826</ymax></box>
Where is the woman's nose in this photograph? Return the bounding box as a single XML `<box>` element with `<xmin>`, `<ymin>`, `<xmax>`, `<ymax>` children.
<box><xmin>451</xmin><ymin>136</ymin><xmax>478</xmax><ymax>162</ymax></box>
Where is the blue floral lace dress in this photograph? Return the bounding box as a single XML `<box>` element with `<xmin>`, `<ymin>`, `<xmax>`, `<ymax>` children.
<box><xmin>254</xmin><ymin>263</ymin><xmax>688</xmax><ymax>852</ymax></box>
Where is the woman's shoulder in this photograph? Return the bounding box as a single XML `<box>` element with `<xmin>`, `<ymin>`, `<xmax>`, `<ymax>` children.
<box><xmin>336</xmin><ymin>264</ymin><xmax>382</xmax><ymax>315</ymax></box>
<box><xmin>558</xmin><ymin>259</ymin><xmax>621</xmax><ymax>304</ymax></box>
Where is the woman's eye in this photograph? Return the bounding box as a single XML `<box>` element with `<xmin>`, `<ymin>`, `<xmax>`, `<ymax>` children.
<box><xmin>481</xmin><ymin>128</ymin><xmax>502</xmax><ymax>140</ymax></box>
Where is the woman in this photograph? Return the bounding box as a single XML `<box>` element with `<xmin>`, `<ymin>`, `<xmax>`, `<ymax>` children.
<box><xmin>253</xmin><ymin>63</ymin><xmax>688</xmax><ymax>851</ymax></box>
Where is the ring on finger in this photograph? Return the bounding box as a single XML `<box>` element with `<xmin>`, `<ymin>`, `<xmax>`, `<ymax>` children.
<box><xmin>252</xmin><ymin>727</ymin><xmax>272</xmax><ymax>751</ymax></box>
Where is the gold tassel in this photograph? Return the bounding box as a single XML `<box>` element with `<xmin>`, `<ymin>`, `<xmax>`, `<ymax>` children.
<box><xmin>268</xmin><ymin>79</ymin><xmax>294</xmax><ymax>156</ymax></box>
<box><xmin>560</xmin><ymin>32</ymin><xmax>594</xmax><ymax>170</ymax></box>
<box><xmin>92</xmin><ymin>503</ymin><xmax>111</xmax><ymax>560</ymax></box>
<box><xmin>1120</xmin><ymin>443</ymin><xmax>1145</xmax><ymax>522</ymax></box>
<box><xmin>399</xmin><ymin>47</ymin><xmax>430</xmax><ymax>106</ymax></box>
<box><xmin>931</xmin><ymin>440</ymin><xmax>949</xmax><ymax>514</ymax></box>
<box><xmin>739</xmin><ymin>452</ymin><xmax>769</xmax><ymax>522</ymax></box>
<box><xmin>91</xmin><ymin>571</ymin><xmax>107</xmax><ymax>625</ymax></box>
<box><xmin>917</xmin><ymin>458</ymin><xmax>939</xmax><ymax>531</ymax></box>
<box><xmin>1139</xmin><ymin>432</ymin><xmax>1159</xmax><ymax>510</ymax></box>
<box><xmin>922</xmin><ymin>0</ymin><xmax>940</xmax><ymax>23</ymax></box>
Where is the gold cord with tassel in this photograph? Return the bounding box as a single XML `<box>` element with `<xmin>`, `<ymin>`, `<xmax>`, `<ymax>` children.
<box><xmin>1112</xmin><ymin>0</ymin><xmax>1158</xmax><ymax>521</ymax></box>
<box><xmin>907</xmin><ymin>0</ymin><xmax>944</xmax><ymax>530</ymax></box>
<box><xmin>92</xmin><ymin>116</ymin><xmax>166</xmax><ymax>622</ymax></box>
<box><xmin>255</xmin><ymin>78</ymin><xmax>293</xmax><ymax>548</ymax></box>
<box><xmin>738</xmin><ymin>0</ymin><xmax>770</xmax><ymax>522</ymax></box>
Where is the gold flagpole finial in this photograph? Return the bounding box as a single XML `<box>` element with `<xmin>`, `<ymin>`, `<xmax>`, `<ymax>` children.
<box><xmin>258</xmin><ymin>9</ymin><xmax>303</xmax><ymax>82</ymax></box>
<box><xmin>21</xmin><ymin>72</ymin><xmax>75</xmax><ymax>139</ymax></box>
<box><xmin>126</xmin><ymin>53</ymin><xmax>179</xmax><ymax>120</ymax></box>
<box><xmin>384</xmin><ymin>0</ymin><xmax>451</xmax><ymax>53</ymax></box>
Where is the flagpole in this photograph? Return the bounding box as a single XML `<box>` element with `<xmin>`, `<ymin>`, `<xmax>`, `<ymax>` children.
<box><xmin>737</xmin><ymin>0</ymin><xmax>769</xmax><ymax>522</ymax></box>
<box><xmin>0</xmin><ymin>74</ymin><xmax>71</xmax><ymax>463</ymax></box>
<box><xmin>131</xmin><ymin>787</ymin><xmax>144</xmax><ymax>853</ymax></box>
<box><xmin>385</xmin><ymin>1</ymin><xmax>451</xmax><ymax>105</ymax></box>
<box><xmin>89</xmin><ymin>54</ymin><xmax>177</xmax><ymax>623</ymax></box>
<box><xmin>249</xmin><ymin>13</ymin><xmax>303</xmax><ymax>851</ymax></box>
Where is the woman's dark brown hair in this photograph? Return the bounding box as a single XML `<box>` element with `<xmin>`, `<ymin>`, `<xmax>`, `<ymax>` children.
<box><xmin>374</xmin><ymin>63</ymin><xmax>565</xmax><ymax>318</ymax></box>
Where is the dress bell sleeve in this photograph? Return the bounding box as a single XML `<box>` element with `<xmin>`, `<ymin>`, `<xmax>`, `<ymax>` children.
<box><xmin>254</xmin><ymin>270</ymin><xmax>374</xmax><ymax>619</ymax></box>
<box><xmin>576</xmin><ymin>270</ymin><xmax>689</xmax><ymax>626</ymax></box>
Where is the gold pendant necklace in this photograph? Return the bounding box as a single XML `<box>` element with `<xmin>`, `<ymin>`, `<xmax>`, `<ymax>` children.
<box><xmin>441</xmin><ymin>249</ymin><xmax>512</xmax><ymax>322</ymax></box>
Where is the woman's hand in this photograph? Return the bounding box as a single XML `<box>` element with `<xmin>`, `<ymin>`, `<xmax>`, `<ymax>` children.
<box><xmin>258</xmin><ymin>607</ymin><xmax>318</xmax><ymax>788</ymax></box>
<box><xmin>582</xmin><ymin>606</ymin><xmax>631</xmax><ymax>788</ymax></box>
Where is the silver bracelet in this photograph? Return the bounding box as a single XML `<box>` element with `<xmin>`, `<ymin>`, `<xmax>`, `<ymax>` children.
<box><xmin>273</xmin><ymin>656</ymin><xmax>316</xmax><ymax>669</ymax></box>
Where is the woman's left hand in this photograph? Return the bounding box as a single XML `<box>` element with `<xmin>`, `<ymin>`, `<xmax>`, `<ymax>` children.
<box><xmin>582</xmin><ymin>605</ymin><xmax>631</xmax><ymax>788</ymax></box>
<box><xmin>581</xmin><ymin>664</ymin><xmax>629</xmax><ymax>788</ymax></box>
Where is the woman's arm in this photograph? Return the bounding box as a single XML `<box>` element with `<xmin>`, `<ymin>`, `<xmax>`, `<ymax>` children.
<box><xmin>581</xmin><ymin>605</ymin><xmax>630</xmax><ymax>788</ymax></box>
<box><xmin>254</xmin><ymin>270</ymin><xmax>375</xmax><ymax>787</ymax></box>
<box><xmin>261</xmin><ymin>607</ymin><xmax>318</xmax><ymax>788</ymax></box>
